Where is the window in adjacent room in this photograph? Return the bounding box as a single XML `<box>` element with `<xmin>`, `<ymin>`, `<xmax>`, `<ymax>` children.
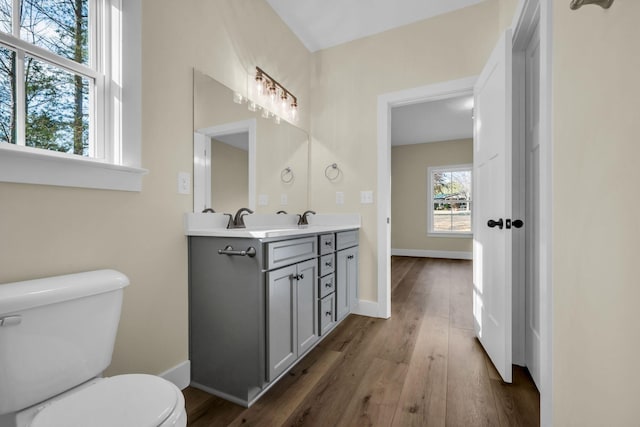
<box><xmin>0</xmin><ymin>0</ymin><xmax>144</xmax><ymax>191</ymax></box>
<box><xmin>428</xmin><ymin>164</ymin><xmax>472</xmax><ymax>236</ymax></box>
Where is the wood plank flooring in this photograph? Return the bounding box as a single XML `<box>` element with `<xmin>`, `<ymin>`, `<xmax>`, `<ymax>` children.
<box><xmin>183</xmin><ymin>257</ymin><xmax>539</xmax><ymax>426</ymax></box>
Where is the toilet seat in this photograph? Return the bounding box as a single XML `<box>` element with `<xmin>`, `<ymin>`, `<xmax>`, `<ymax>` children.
<box><xmin>30</xmin><ymin>374</ymin><xmax>184</xmax><ymax>427</ymax></box>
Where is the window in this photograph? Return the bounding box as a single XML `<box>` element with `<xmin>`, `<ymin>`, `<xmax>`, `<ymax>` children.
<box><xmin>428</xmin><ymin>164</ymin><xmax>472</xmax><ymax>236</ymax></box>
<box><xmin>0</xmin><ymin>0</ymin><xmax>144</xmax><ymax>191</ymax></box>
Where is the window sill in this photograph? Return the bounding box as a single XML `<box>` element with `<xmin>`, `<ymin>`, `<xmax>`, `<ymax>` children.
<box><xmin>0</xmin><ymin>144</ymin><xmax>148</xmax><ymax>191</ymax></box>
<box><xmin>427</xmin><ymin>232</ymin><xmax>473</xmax><ymax>239</ymax></box>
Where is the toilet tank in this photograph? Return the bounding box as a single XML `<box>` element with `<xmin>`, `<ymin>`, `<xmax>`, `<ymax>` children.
<box><xmin>0</xmin><ymin>270</ymin><xmax>129</xmax><ymax>414</ymax></box>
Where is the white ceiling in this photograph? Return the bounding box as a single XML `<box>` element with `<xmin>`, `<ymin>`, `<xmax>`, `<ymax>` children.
<box><xmin>265</xmin><ymin>0</ymin><xmax>479</xmax><ymax>145</ymax></box>
<box><xmin>214</xmin><ymin>132</ymin><xmax>249</xmax><ymax>152</ymax></box>
<box><xmin>265</xmin><ymin>0</ymin><xmax>485</xmax><ymax>52</ymax></box>
<box><xmin>391</xmin><ymin>95</ymin><xmax>474</xmax><ymax>146</ymax></box>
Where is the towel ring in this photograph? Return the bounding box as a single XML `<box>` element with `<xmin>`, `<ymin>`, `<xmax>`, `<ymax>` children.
<box><xmin>325</xmin><ymin>163</ymin><xmax>340</xmax><ymax>181</ymax></box>
<box><xmin>281</xmin><ymin>167</ymin><xmax>294</xmax><ymax>183</ymax></box>
<box><xmin>570</xmin><ymin>0</ymin><xmax>614</xmax><ymax>10</ymax></box>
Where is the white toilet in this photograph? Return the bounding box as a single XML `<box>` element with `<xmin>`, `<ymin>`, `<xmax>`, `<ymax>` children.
<box><xmin>0</xmin><ymin>270</ymin><xmax>187</xmax><ymax>427</ymax></box>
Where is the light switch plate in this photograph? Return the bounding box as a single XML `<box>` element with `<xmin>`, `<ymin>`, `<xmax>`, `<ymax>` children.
<box><xmin>178</xmin><ymin>172</ymin><xmax>190</xmax><ymax>194</ymax></box>
<box><xmin>360</xmin><ymin>190</ymin><xmax>373</xmax><ymax>204</ymax></box>
<box><xmin>336</xmin><ymin>191</ymin><xmax>344</xmax><ymax>205</ymax></box>
<box><xmin>280</xmin><ymin>194</ymin><xmax>288</xmax><ymax>205</ymax></box>
<box><xmin>258</xmin><ymin>194</ymin><xmax>269</xmax><ymax>206</ymax></box>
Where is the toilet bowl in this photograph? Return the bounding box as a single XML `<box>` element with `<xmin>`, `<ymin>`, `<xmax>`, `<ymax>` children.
<box><xmin>0</xmin><ymin>270</ymin><xmax>188</xmax><ymax>427</ymax></box>
<box><xmin>21</xmin><ymin>375</ymin><xmax>187</xmax><ymax>427</ymax></box>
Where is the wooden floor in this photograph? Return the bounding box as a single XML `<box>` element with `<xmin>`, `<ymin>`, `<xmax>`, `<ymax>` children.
<box><xmin>183</xmin><ymin>257</ymin><xmax>539</xmax><ymax>426</ymax></box>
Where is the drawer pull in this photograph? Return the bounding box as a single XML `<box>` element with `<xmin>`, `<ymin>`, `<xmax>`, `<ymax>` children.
<box><xmin>347</xmin><ymin>255</ymin><xmax>354</xmax><ymax>260</ymax></box>
<box><xmin>218</xmin><ymin>245</ymin><xmax>256</xmax><ymax>257</ymax></box>
<box><xmin>325</xmin><ymin>261</ymin><xmax>332</xmax><ymax>267</ymax></box>
<box><xmin>324</xmin><ymin>241</ymin><xmax>333</xmax><ymax>246</ymax></box>
<box><xmin>291</xmin><ymin>274</ymin><xmax>305</xmax><ymax>281</ymax></box>
<box><xmin>325</xmin><ymin>311</ymin><xmax>332</xmax><ymax>317</ymax></box>
<box><xmin>325</xmin><ymin>282</ymin><xmax>332</xmax><ymax>288</ymax></box>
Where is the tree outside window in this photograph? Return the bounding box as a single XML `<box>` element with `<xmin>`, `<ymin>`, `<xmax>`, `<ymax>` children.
<box><xmin>0</xmin><ymin>0</ymin><xmax>91</xmax><ymax>156</ymax></box>
<box><xmin>429</xmin><ymin>165</ymin><xmax>472</xmax><ymax>235</ymax></box>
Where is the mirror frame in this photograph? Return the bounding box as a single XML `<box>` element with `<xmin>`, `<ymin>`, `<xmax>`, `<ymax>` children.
<box><xmin>193</xmin><ymin>119</ymin><xmax>257</xmax><ymax>213</ymax></box>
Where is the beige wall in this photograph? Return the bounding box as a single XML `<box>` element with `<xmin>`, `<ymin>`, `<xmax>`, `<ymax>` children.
<box><xmin>309</xmin><ymin>1</ymin><xmax>499</xmax><ymax>301</ymax></box>
<box><xmin>211</xmin><ymin>139</ymin><xmax>248</xmax><ymax>214</ymax></box>
<box><xmin>552</xmin><ymin>1</ymin><xmax>640</xmax><ymax>424</ymax></box>
<box><xmin>0</xmin><ymin>0</ymin><xmax>310</xmax><ymax>378</ymax></box>
<box><xmin>391</xmin><ymin>139</ymin><xmax>473</xmax><ymax>254</ymax></box>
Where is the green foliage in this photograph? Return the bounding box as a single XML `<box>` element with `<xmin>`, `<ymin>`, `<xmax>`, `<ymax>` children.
<box><xmin>0</xmin><ymin>0</ymin><xmax>89</xmax><ymax>154</ymax></box>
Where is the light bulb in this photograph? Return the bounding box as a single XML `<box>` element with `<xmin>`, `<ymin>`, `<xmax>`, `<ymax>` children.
<box><xmin>262</xmin><ymin>108</ymin><xmax>270</xmax><ymax>119</ymax></box>
<box><xmin>255</xmin><ymin>74</ymin><xmax>264</xmax><ymax>95</ymax></box>
<box><xmin>290</xmin><ymin>101</ymin><xmax>298</xmax><ymax>121</ymax></box>
<box><xmin>269</xmin><ymin>85</ymin><xmax>277</xmax><ymax>104</ymax></box>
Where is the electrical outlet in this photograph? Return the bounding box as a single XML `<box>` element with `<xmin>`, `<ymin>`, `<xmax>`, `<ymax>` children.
<box><xmin>280</xmin><ymin>194</ymin><xmax>288</xmax><ymax>205</ymax></box>
<box><xmin>336</xmin><ymin>191</ymin><xmax>344</xmax><ymax>205</ymax></box>
<box><xmin>360</xmin><ymin>190</ymin><xmax>373</xmax><ymax>204</ymax></box>
<box><xmin>178</xmin><ymin>172</ymin><xmax>190</xmax><ymax>194</ymax></box>
<box><xmin>258</xmin><ymin>194</ymin><xmax>269</xmax><ymax>206</ymax></box>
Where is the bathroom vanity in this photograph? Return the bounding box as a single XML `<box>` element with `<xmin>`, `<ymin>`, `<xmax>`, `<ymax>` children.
<box><xmin>187</xmin><ymin>224</ymin><xmax>359</xmax><ymax>407</ymax></box>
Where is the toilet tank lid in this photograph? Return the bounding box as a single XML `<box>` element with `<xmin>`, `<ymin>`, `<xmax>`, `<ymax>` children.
<box><xmin>0</xmin><ymin>269</ymin><xmax>130</xmax><ymax>315</ymax></box>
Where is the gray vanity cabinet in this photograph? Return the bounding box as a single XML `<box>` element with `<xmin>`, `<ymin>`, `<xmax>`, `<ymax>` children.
<box><xmin>336</xmin><ymin>231</ymin><xmax>359</xmax><ymax>321</ymax></box>
<box><xmin>189</xmin><ymin>229</ymin><xmax>357</xmax><ymax>407</ymax></box>
<box><xmin>267</xmin><ymin>258</ymin><xmax>318</xmax><ymax>381</ymax></box>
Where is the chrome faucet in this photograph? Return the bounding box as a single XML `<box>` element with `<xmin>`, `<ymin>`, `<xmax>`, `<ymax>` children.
<box><xmin>298</xmin><ymin>210</ymin><xmax>316</xmax><ymax>225</ymax></box>
<box><xmin>232</xmin><ymin>208</ymin><xmax>254</xmax><ymax>228</ymax></box>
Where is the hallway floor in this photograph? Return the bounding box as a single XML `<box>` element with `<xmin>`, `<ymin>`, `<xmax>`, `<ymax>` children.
<box><xmin>183</xmin><ymin>257</ymin><xmax>539</xmax><ymax>426</ymax></box>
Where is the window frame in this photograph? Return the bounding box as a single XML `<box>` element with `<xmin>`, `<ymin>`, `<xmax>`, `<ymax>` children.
<box><xmin>0</xmin><ymin>0</ymin><xmax>145</xmax><ymax>191</ymax></box>
<box><xmin>427</xmin><ymin>163</ymin><xmax>473</xmax><ymax>238</ymax></box>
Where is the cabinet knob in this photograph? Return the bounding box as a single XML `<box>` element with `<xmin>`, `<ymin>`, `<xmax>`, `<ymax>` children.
<box><xmin>325</xmin><ymin>311</ymin><xmax>332</xmax><ymax>317</ymax></box>
<box><xmin>324</xmin><ymin>241</ymin><xmax>333</xmax><ymax>246</ymax></box>
<box><xmin>325</xmin><ymin>282</ymin><xmax>332</xmax><ymax>288</ymax></box>
<box><xmin>325</xmin><ymin>261</ymin><xmax>332</xmax><ymax>267</ymax></box>
<box><xmin>347</xmin><ymin>255</ymin><xmax>354</xmax><ymax>260</ymax></box>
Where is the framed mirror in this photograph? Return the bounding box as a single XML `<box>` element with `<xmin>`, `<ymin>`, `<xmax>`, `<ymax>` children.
<box><xmin>193</xmin><ymin>70</ymin><xmax>309</xmax><ymax>215</ymax></box>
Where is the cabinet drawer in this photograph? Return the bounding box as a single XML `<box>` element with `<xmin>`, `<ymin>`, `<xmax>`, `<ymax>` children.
<box><xmin>336</xmin><ymin>230</ymin><xmax>358</xmax><ymax>250</ymax></box>
<box><xmin>319</xmin><ymin>234</ymin><xmax>335</xmax><ymax>255</ymax></box>
<box><xmin>319</xmin><ymin>293</ymin><xmax>336</xmax><ymax>336</ymax></box>
<box><xmin>319</xmin><ymin>273</ymin><xmax>335</xmax><ymax>299</ymax></box>
<box><xmin>267</xmin><ymin>237</ymin><xmax>317</xmax><ymax>270</ymax></box>
<box><xmin>319</xmin><ymin>254</ymin><xmax>335</xmax><ymax>277</ymax></box>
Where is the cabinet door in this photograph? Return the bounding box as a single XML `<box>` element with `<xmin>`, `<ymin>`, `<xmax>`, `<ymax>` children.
<box><xmin>336</xmin><ymin>246</ymin><xmax>359</xmax><ymax>320</ymax></box>
<box><xmin>336</xmin><ymin>249</ymin><xmax>350</xmax><ymax>321</ymax></box>
<box><xmin>267</xmin><ymin>265</ymin><xmax>297</xmax><ymax>381</ymax></box>
<box><xmin>346</xmin><ymin>247</ymin><xmax>359</xmax><ymax>311</ymax></box>
<box><xmin>296</xmin><ymin>259</ymin><xmax>319</xmax><ymax>356</ymax></box>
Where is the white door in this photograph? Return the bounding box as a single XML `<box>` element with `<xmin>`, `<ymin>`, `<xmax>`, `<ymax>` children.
<box><xmin>473</xmin><ymin>29</ymin><xmax>513</xmax><ymax>383</ymax></box>
<box><xmin>525</xmin><ymin>22</ymin><xmax>541</xmax><ymax>389</ymax></box>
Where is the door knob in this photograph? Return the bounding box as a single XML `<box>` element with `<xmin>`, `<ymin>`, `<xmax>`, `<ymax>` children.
<box><xmin>487</xmin><ymin>218</ymin><xmax>504</xmax><ymax>229</ymax></box>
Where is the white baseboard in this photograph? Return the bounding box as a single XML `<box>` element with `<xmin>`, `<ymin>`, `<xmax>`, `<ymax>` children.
<box><xmin>352</xmin><ymin>299</ymin><xmax>385</xmax><ymax>318</ymax></box>
<box><xmin>391</xmin><ymin>248</ymin><xmax>472</xmax><ymax>260</ymax></box>
<box><xmin>159</xmin><ymin>360</ymin><xmax>191</xmax><ymax>390</ymax></box>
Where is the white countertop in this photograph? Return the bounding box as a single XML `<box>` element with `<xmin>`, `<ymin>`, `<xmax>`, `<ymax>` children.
<box><xmin>184</xmin><ymin>213</ymin><xmax>360</xmax><ymax>238</ymax></box>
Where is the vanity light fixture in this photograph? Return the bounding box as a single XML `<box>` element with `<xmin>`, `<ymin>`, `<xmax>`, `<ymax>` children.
<box><xmin>249</xmin><ymin>66</ymin><xmax>298</xmax><ymax>124</ymax></box>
